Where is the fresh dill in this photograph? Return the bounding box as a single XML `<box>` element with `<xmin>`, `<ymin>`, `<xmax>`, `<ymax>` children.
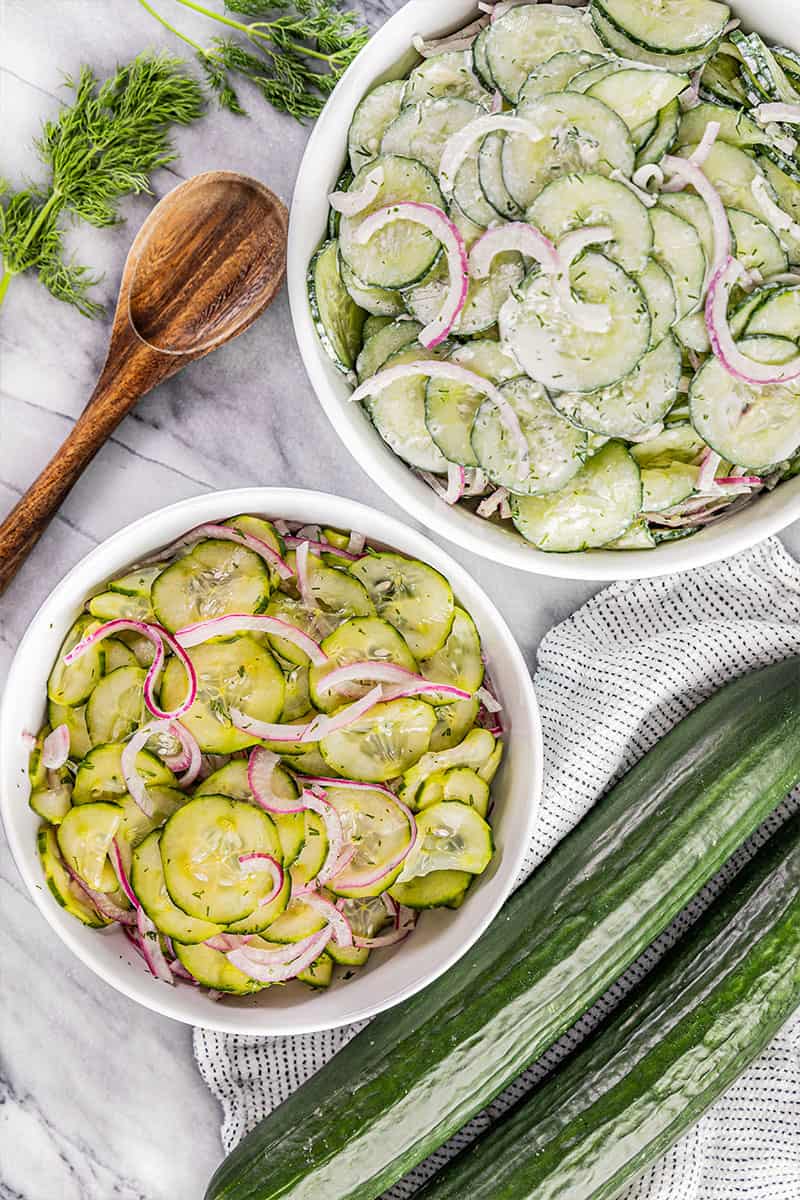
<box><xmin>0</xmin><ymin>54</ymin><xmax>204</xmax><ymax>317</ymax></box>
<box><xmin>137</xmin><ymin>0</ymin><xmax>369</xmax><ymax>120</ymax></box>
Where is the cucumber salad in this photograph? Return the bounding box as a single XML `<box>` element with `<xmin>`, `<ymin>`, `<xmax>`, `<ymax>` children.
<box><xmin>309</xmin><ymin>0</ymin><xmax>800</xmax><ymax>552</ymax></box>
<box><xmin>26</xmin><ymin>517</ymin><xmax>504</xmax><ymax>997</ymax></box>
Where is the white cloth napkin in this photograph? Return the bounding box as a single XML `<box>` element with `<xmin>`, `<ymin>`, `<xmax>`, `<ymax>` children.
<box><xmin>195</xmin><ymin>536</ymin><xmax>800</xmax><ymax>1199</ymax></box>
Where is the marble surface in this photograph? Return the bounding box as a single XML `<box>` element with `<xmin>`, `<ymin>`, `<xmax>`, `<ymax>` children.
<box><xmin>2</xmin><ymin>2</ymin><xmax>800</xmax><ymax>1197</ymax></box>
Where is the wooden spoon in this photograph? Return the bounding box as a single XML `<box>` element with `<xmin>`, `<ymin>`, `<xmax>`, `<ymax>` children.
<box><xmin>0</xmin><ymin>170</ymin><xmax>288</xmax><ymax>592</ymax></box>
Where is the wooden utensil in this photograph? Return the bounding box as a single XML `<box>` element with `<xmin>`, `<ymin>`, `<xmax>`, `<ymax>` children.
<box><xmin>0</xmin><ymin>170</ymin><xmax>288</xmax><ymax>593</ymax></box>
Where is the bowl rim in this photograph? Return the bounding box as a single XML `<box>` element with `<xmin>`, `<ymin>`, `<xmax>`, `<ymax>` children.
<box><xmin>0</xmin><ymin>486</ymin><xmax>542</xmax><ymax>1034</ymax></box>
<box><xmin>287</xmin><ymin>0</ymin><xmax>800</xmax><ymax>581</ymax></box>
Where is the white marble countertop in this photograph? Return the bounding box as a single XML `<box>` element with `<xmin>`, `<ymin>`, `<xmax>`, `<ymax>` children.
<box><xmin>2</xmin><ymin>2</ymin><xmax>800</xmax><ymax>1197</ymax></box>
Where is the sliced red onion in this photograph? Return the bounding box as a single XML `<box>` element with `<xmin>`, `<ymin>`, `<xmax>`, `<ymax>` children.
<box><xmin>122</xmin><ymin>720</ymin><xmax>174</xmax><ymax>817</ymax></box>
<box><xmin>238</xmin><ymin>852</ymin><xmax>284</xmax><ymax>906</ymax></box>
<box><xmin>444</xmin><ymin>463</ymin><xmax>466</xmax><ymax>505</ymax></box>
<box><xmin>679</xmin><ymin>68</ymin><xmax>702</xmax><ymax>111</ymax></box>
<box><xmin>490</xmin><ymin>89</ymin><xmax>503</xmax><ymax>113</ymax></box>
<box><xmin>301</xmin><ymin>685</ymin><xmax>385</xmax><ymax>743</ymax></box>
<box><xmin>469</xmin><ymin>221</ymin><xmax>559</xmax><ymax>278</ymax></box>
<box><xmin>697</xmin><ymin>448</ymin><xmax>722</xmax><ymax>491</ymax></box>
<box><xmin>755</xmin><ymin>102</ymin><xmax>800</xmax><ymax>126</ymax></box>
<box><xmin>411</xmin><ymin>16</ymin><xmax>488</xmax><ymax>58</ymax></box>
<box><xmin>302</xmin><ymin>894</ymin><xmax>354</xmax><ymax>946</ymax></box>
<box><xmin>330</xmin><ymin>792</ymin><xmax>417</xmax><ymax>892</ymax></box>
<box><xmin>170</xmin><ymin>959</ymin><xmax>200</xmax><ymax>984</ymax></box>
<box><xmin>295</xmin><ymin>540</ymin><xmax>314</xmax><ymax>609</ymax></box>
<box><xmin>751</xmin><ymin>175</ymin><xmax>800</xmax><ymax>241</ymax></box>
<box><xmin>328</xmin><ymin>164</ymin><xmax>384</xmax><ymax>215</ymax></box>
<box><xmin>231</xmin><ymin>708</ymin><xmax>312</xmax><ymax>743</ymax></box>
<box><xmin>205</xmin><ymin>932</ymin><xmax>253</xmax><ymax>952</ymax></box>
<box><xmin>716</xmin><ymin>475</ymin><xmax>761</xmax><ymax>486</ymax></box>
<box><xmin>382</xmin><ymin>892</ymin><xmax>400</xmax><ymax>926</ymax></box>
<box><xmin>65</xmin><ymin>860</ymin><xmax>136</xmax><ymax>925</ymax></box>
<box><xmin>21</xmin><ymin>729</ymin><xmax>37</xmax><ymax>751</ymax></box>
<box><xmin>609</xmin><ymin>168</ymin><xmax>657</xmax><ymax>208</ymax></box>
<box><xmin>354</xmin><ymin>203</ymin><xmax>468</xmax><ymax>348</ymax></box>
<box><xmin>41</xmin><ymin>723</ymin><xmax>70</xmax><ymax>769</ymax></box>
<box><xmin>706</xmin><ymin>258</ymin><xmax>800</xmax><ymax>384</ymax></box>
<box><xmin>316</xmin><ymin>660</ymin><xmax>471</xmax><ymax>701</ymax></box>
<box><xmin>347</xmin><ymin>530</ymin><xmax>366</xmax><ymax>556</ymax></box>
<box><xmin>476</xmin><ymin>685</ymin><xmax>502</xmax><ymax>713</ymax></box>
<box><xmin>110</xmin><ymin>839</ymin><xmax>140</xmax><ymax>909</ymax></box>
<box><xmin>439</xmin><ymin>115</ymin><xmax>546</xmax><ymax>196</ymax></box>
<box><xmin>554</xmin><ymin>225</ymin><xmax>615</xmax><ymax>333</ymax></box>
<box><xmin>248</xmin><ymin>746</ymin><xmax>307</xmax><ymax>812</ymax></box>
<box><xmin>463</xmin><ymin>467</ymin><xmax>489</xmax><ymax>497</ymax></box>
<box><xmin>137</xmin><ymin>907</ymin><xmax>175</xmax><ymax>984</ymax></box>
<box><xmin>228</xmin><ymin>926</ymin><xmax>333</xmax><ymax>982</ymax></box>
<box><xmin>224</xmin><ymin>933</ymin><xmax>316</xmax><ymax>963</ymax></box>
<box><xmin>676</xmin><ymin>119</ymin><xmax>720</xmax><ymax>170</ymax></box>
<box><xmin>662</xmin><ymin>155</ymin><xmax>730</xmax><ymax>285</ymax></box>
<box><xmin>176</xmin><ymin>613</ymin><xmax>327</xmax><ymax>665</ymax></box>
<box><xmin>632</xmin><ymin>164</ymin><xmax>664</xmax><ymax>193</ymax></box>
<box><xmin>172</xmin><ymin>721</ymin><xmax>202</xmax><ymax>788</ymax></box>
<box><xmin>352</xmin><ymin>360</ymin><xmax>529</xmax><ymax>482</ymax></box>
<box><xmin>301</xmin><ymin>789</ymin><xmax>346</xmax><ymax>886</ymax></box>
<box><xmin>283</xmin><ymin>535</ymin><xmax>360</xmax><ymax>562</ymax></box>
<box><xmin>477</xmin><ymin>487</ymin><xmax>509</xmax><ymax>518</ymax></box>
<box><xmin>273</xmin><ymin>518</ymin><xmax>291</xmax><ymax>535</ymax></box>
<box><xmin>151</xmin><ymin>522</ymin><xmax>293</xmax><ymax>581</ymax></box>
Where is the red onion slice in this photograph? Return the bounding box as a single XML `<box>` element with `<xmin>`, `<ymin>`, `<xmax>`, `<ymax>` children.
<box><xmin>295</xmin><ymin>540</ymin><xmax>314</xmax><ymax>609</ymax></box>
<box><xmin>755</xmin><ymin>102</ymin><xmax>800</xmax><ymax>125</ymax></box>
<box><xmin>353</xmin><ymin>202</ymin><xmax>468</xmax><ymax>348</ymax></box>
<box><xmin>469</xmin><ymin>221</ymin><xmax>559</xmax><ymax>278</ymax></box>
<box><xmin>476</xmin><ymin>685</ymin><xmax>502</xmax><ymax>713</ymax></box>
<box><xmin>351</xmin><ymin>361</ymin><xmax>529</xmax><ymax>482</ymax></box>
<box><xmin>150</xmin><ymin>522</ymin><xmax>293</xmax><ymax>580</ymax></box>
<box><xmin>110</xmin><ymin>839</ymin><xmax>140</xmax><ymax>909</ymax></box>
<box><xmin>662</xmin><ymin>155</ymin><xmax>730</xmax><ymax>285</ymax></box>
<box><xmin>137</xmin><ymin>907</ymin><xmax>175</xmax><ymax>984</ymax></box>
<box><xmin>706</xmin><ymin>258</ymin><xmax>800</xmax><ymax>384</ymax></box>
<box><xmin>316</xmin><ymin>660</ymin><xmax>471</xmax><ymax>702</ymax></box>
<box><xmin>65</xmin><ymin>861</ymin><xmax>136</xmax><ymax>925</ymax></box>
<box><xmin>353</xmin><ymin>908</ymin><xmax>418</xmax><ymax>948</ymax></box>
<box><xmin>302</xmin><ymin>894</ymin><xmax>354</xmax><ymax>946</ymax></box>
<box><xmin>439</xmin><ymin>114</ymin><xmax>547</xmax><ymax>197</ymax></box>
<box><xmin>301</xmin><ymin>685</ymin><xmax>385</xmax><ymax>742</ymax></box>
<box><xmin>477</xmin><ymin>486</ymin><xmax>509</xmax><ymax>518</ymax></box>
<box><xmin>231</xmin><ymin>709</ymin><xmax>313</xmax><ymax>742</ymax></box>
<box><xmin>227</xmin><ymin>927</ymin><xmax>333</xmax><ymax>983</ymax></box>
<box><xmin>283</xmin><ymin>535</ymin><xmax>360</xmax><ymax>562</ymax></box>
<box><xmin>238</xmin><ymin>852</ymin><xmax>284</xmax><ymax>906</ymax></box>
<box><xmin>697</xmin><ymin>448</ymin><xmax>722</xmax><ymax>492</ymax></box>
<box><xmin>121</xmin><ymin>719</ymin><xmax>174</xmax><ymax>817</ymax></box>
<box><xmin>347</xmin><ymin>530</ymin><xmax>366</xmax><ymax>556</ymax></box>
<box><xmin>750</xmin><ymin>175</ymin><xmax>800</xmax><ymax>241</ymax></box>
<box><xmin>677</xmin><ymin>118</ymin><xmax>720</xmax><ymax>169</ymax></box>
<box><xmin>172</xmin><ymin>721</ymin><xmax>202</xmax><ymax>788</ymax></box>
<box><xmin>329</xmin><ymin>164</ymin><xmax>384</xmax><ymax>215</ymax></box>
<box><xmin>21</xmin><ymin>730</ymin><xmax>37</xmax><ymax>751</ymax></box>
<box><xmin>301</xmin><ymin>789</ymin><xmax>347</xmax><ymax>886</ymax></box>
<box><xmin>555</xmin><ymin>225</ymin><xmax>615</xmax><ymax>333</ymax></box>
<box><xmin>248</xmin><ymin>746</ymin><xmax>307</xmax><ymax>813</ymax></box>
<box><xmin>205</xmin><ymin>933</ymin><xmax>253</xmax><ymax>952</ymax></box>
<box><xmin>444</xmin><ymin>463</ymin><xmax>466</xmax><ymax>505</ymax></box>
<box><xmin>175</xmin><ymin>613</ymin><xmax>327</xmax><ymax>666</ymax></box>
<box><xmin>41</xmin><ymin>723</ymin><xmax>70</xmax><ymax>769</ymax></box>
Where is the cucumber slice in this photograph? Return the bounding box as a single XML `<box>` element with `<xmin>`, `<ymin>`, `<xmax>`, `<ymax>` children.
<box><xmin>161</xmin><ymin>636</ymin><xmax>285</xmax><ymax>754</ymax></box>
<box><xmin>73</xmin><ymin>742</ymin><xmax>176</xmax><ymax>805</ymax></box>
<box><xmin>389</xmin><ymin>868</ymin><xmax>471</xmax><ymax>909</ymax></box>
<box><xmin>401</xmin><ymin>728</ymin><xmax>497</xmax><ymax>807</ymax></box>
<box><xmin>675</xmin><ymin>103</ymin><xmax>770</xmax><ymax>153</ymax></box>
<box><xmin>641</xmin><ymin>462</ymin><xmax>700</xmax><ymax>511</ymax></box>
<box><xmin>430</xmin><ymin>696</ymin><xmax>481</xmax><ymax>753</ymax></box>
<box><xmin>362</xmin><ymin>314</ymin><xmax>394</xmax><ymax>341</ymax></box>
<box><xmin>758</xmin><ymin>156</ymin><xmax>800</xmax><ymax>264</ymax></box>
<box><xmin>744</xmin><ymin>285</ymin><xmax>800</xmax><ymax>339</ymax></box>
<box><xmin>30</xmin><ymin>781</ymin><xmax>72</xmax><ymax>824</ymax></box>
<box><xmin>472</xmin><ymin>376</ymin><xmax>588</xmax><ymax>495</ymax></box>
<box><xmin>132</xmin><ymin>831</ymin><xmax>223</xmax><ymax>944</ymax></box>
<box><xmin>48</xmin><ymin>700</ymin><xmax>91</xmax><ymax>759</ymax></box>
<box><xmin>635</xmin><ymin>97</ymin><xmax>680</xmax><ymax>168</ymax></box>
<box><xmin>85</xmin><ymin>665</ymin><xmax>146</xmax><ymax>745</ymax></box>
<box><xmin>417</xmin><ymin>766</ymin><xmax>490</xmax><ymax>818</ymax></box>
<box><xmin>500</xmin><ymin>252</ymin><xmax>650</xmax><ymax>393</ymax></box>
<box><xmin>340</xmin><ymin>258</ymin><xmax>406</xmax><ymax>319</ymax></box>
<box><xmin>88</xmin><ymin>591</ymin><xmax>153</xmax><ymax>622</ymax></box>
<box><xmin>160</xmin><ymin>795</ymin><xmax>283</xmax><ymax>924</ymax></box>
<box><xmin>453</xmin><ymin>154</ymin><xmax>499</xmax><ymax>229</ymax></box>
<box><xmin>519</xmin><ymin>50</ymin><xmax>610</xmax><ymax>104</ymax></box>
<box><xmin>327</xmin><ymin>943</ymin><xmax>371</xmax><ymax>967</ymax></box>
<box><xmin>223</xmin><ymin>515</ymin><xmax>285</xmax><ymax>577</ymax></box>
<box><xmin>48</xmin><ymin>615</ymin><xmax>105</xmax><ymax>707</ymax></box>
<box><xmin>114</xmin><ymin>786</ymin><xmax>186</xmax><ymax>860</ymax></box>
<box><xmin>57</xmin><ymin>801</ymin><xmax>122</xmax><ymax>891</ymax></box>
<box><xmin>396</xmin><ymin>801</ymin><xmax>492</xmax><ymax>881</ymax></box>
<box><xmin>478</xmin><ymin>738</ymin><xmax>504</xmax><ymax>784</ymax></box>
<box><xmin>425</xmin><ymin>340</ymin><xmax>520</xmax><ymax>466</ymax></box>
<box><xmin>339</xmin><ymin>155</ymin><xmax>445</xmax><ymax>290</ymax></box>
<box><xmin>38</xmin><ymin>826</ymin><xmax>108</xmax><ymax>928</ymax></box>
<box><xmin>650</xmin><ymin>206</ymin><xmax>706</xmax><ymax>319</ymax></box>
<box><xmin>593</xmin><ymin>0</ymin><xmax>730</xmax><ymax>55</ymax></box>
<box><xmin>308</xmin><ymin>239</ymin><xmax>365</xmax><ymax>375</ymax></box>
<box><xmin>586</xmin><ymin>67</ymin><xmax>689</xmax><ymax>131</ymax></box>
<box><xmin>27</xmin><ymin>726</ymin><xmax>51</xmax><ymax>790</ymax></box>
<box><xmin>381</xmin><ymin>98</ymin><xmax>481</xmax><ymax>176</ymax></box>
<box><xmin>676</xmin><ymin>141</ymin><xmax>764</xmax><ymax>221</ymax></box>
<box><xmin>471</xmin><ymin>25</ymin><xmax>495</xmax><ymax>91</ymax></box>
<box><xmin>503</xmin><ymin>93</ymin><xmax>634</xmax><ymax>210</ymax></box>
<box><xmin>728</xmin><ymin>208</ymin><xmax>788</xmax><ymax>277</ymax></box>
<box><xmin>174</xmin><ymin>941</ymin><xmax>264</xmax><ymax>994</ymax></box>
<box><xmin>265</xmin><ymin>895</ymin><xmax>328</xmax><ymax>943</ymax></box>
<box><xmin>418</xmin><ymin>607</ymin><xmax>484</xmax><ymax>703</ymax></box>
<box><xmin>404</xmin><ymin>51</ymin><xmax>490</xmax><ymax>106</ymax></box>
<box><xmin>689</xmin><ymin>335</ymin><xmax>800</xmax><ymax>467</ymax></box>
<box><xmin>363</xmin><ymin>346</ymin><xmax>450</xmax><ymax>472</ymax></box>
<box><xmin>309</xmin><ymin>616</ymin><xmax>418</xmax><ymax>713</ymax></box>
<box><xmin>605</xmin><ymin>519</ymin><xmax>657</xmax><ymax>549</ymax></box>
<box><xmin>350</xmin><ymin>552</ymin><xmax>455</xmax><ymax>659</ymax></box>
<box><xmin>103</xmin><ymin>638</ymin><xmax>138</xmax><ymax>671</ymax></box>
<box><xmin>657</xmin><ymin>192</ymin><xmax>715</xmax><ymax>269</ymax></box>
<box><xmin>151</xmin><ymin>539</ymin><xmax>271</xmax><ymax>633</ymax></box>
<box><xmin>282</xmin><ymin>662</ymin><xmax>311</xmax><ymax>724</ymax></box>
<box><xmin>348</xmin><ymin>80</ymin><xmax>407</xmax><ymax>174</ymax></box>
<box><xmin>338</xmin><ymin>894</ymin><xmax>392</xmax><ymax>939</ymax></box>
<box><xmin>108</xmin><ymin>564</ymin><xmax>165</xmax><ymax>597</ymax></box>
<box><xmin>629</xmin><ymin>420</ymin><xmax>706</xmax><ymax>467</ymax></box>
<box><xmin>510</xmin><ymin>440</ymin><xmax>643</xmax><ymax>551</ymax></box>
<box><xmin>527</xmin><ymin>172</ymin><xmax>654</xmax><ymax>274</ymax></box>
<box><xmin>328</xmin><ymin>166</ymin><xmax>351</xmax><ymax>240</ymax></box>
<box><xmin>194</xmin><ymin>760</ymin><xmax>304</xmax><ymax>864</ymax></box>
<box><xmin>700</xmin><ymin>48</ymin><xmax>748</xmax><ymax>106</ymax></box>
<box><xmin>225</xmin><ymin>872</ymin><xmax>292</xmax><ymax>936</ymax></box>
<box><xmin>356</xmin><ymin>318</ymin><xmax>422</xmax><ymax>382</ymax></box>
<box><xmin>567</xmin><ymin>61</ymin><xmax>622</xmax><ymax>95</ymax></box>
<box><xmin>297</xmin><ymin>953</ymin><xmax>334</xmax><ymax>989</ymax></box>
<box><xmin>636</xmin><ymin>260</ymin><xmax>677</xmax><ymax>347</ymax></box>
<box><xmin>486</xmin><ymin>4</ymin><xmax>604</xmax><ymax>102</ymax></box>
<box><xmin>320</xmin><ymin>697</ymin><xmax>436</xmax><ymax>783</ymax></box>
<box><xmin>479</xmin><ymin>131</ymin><xmax>523</xmax><ymax>220</ymax></box>
<box><xmin>324</xmin><ymin>784</ymin><xmax>416</xmax><ymax>897</ymax></box>
<box><xmin>548</xmin><ymin>335</ymin><xmax>681</xmax><ymax>439</ymax></box>
<box><xmin>590</xmin><ymin>7</ymin><xmax>717</xmax><ymax>72</ymax></box>
<box><xmin>289</xmin><ymin>809</ymin><xmax>329</xmax><ymax>890</ymax></box>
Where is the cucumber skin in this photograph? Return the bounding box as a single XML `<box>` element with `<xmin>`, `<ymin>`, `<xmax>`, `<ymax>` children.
<box><xmin>417</xmin><ymin>807</ymin><xmax>800</xmax><ymax>1200</ymax></box>
<box><xmin>205</xmin><ymin>658</ymin><xmax>800</xmax><ymax>1200</ymax></box>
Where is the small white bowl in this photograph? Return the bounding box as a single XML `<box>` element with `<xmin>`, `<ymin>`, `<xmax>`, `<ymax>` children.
<box><xmin>287</xmin><ymin>0</ymin><xmax>800</xmax><ymax>581</ymax></box>
<box><xmin>0</xmin><ymin>488</ymin><xmax>541</xmax><ymax>1034</ymax></box>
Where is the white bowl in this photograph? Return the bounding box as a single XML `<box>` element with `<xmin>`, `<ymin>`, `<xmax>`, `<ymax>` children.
<box><xmin>288</xmin><ymin>0</ymin><xmax>800</xmax><ymax>581</ymax></box>
<box><xmin>0</xmin><ymin>488</ymin><xmax>541</xmax><ymax>1034</ymax></box>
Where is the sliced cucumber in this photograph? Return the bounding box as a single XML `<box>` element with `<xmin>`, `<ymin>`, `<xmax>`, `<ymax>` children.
<box><xmin>194</xmin><ymin>760</ymin><xmax>304</xmax><ymax>864</ymax></box>
<box><xmin>350</xmin><ymin>552</ymin><xmax>454</xmax><ymax>659</ymax></box>
<box><xmin>160</xmin><ymin>795</ymin><xmax>283</xmax><ymax>924</ymax></box>
<box><xmin>389</xmin><ymin>868</ymin><xmax>471</xmax><ymax>909</ymax></box>
<box><xmin>404</xmin><ymin>51</ymin><xmax>490</xmax><ymax>106</ymax></box>
<box><xmin>549</xmin><ymin>335</ymin><xmax>681</xmax><ymax>439</ymax></box>
<box><xmin>700</xmin><ymin>48</ymin><xmax>748</xmax><ymax>106</ymax></box>
<box><xmin>48</xmin><ymin>699</ymin><xmax>91</xmax><ymax>759</ymax></box>
<box><xmin>744</xmin><ymin>285</ymin><xmax>800</xmax><ymax>339</ymax></box>
<box><xmin>479</xmin><ymin>131</ymin><xmax>523</xmax><ymax>220</ymax></box>
<box><xmin>650</xmin><ymin>205</ymin><xmax>706</xmax><ymax>319</ymax></box>
<box><xmin>689</xmin><ymin>334</ymin><xmax>800</xmax><ymax>467</ymax></box>
<box><xmin>161</xmin><ymin>636</ymin><xmax>285</xmax><ymax>754</ymax></box>
<box><xmin>151</xmin><ymin>539</ymin><xmax>271</xmax><ymax>632</ymax></box>
<box><xmin>674</xmin><ymin>310</ymin><xmax>710</xmax><ymax>354</ymax></box>
<box><xmin>453</xmin><ymin>153</ymin><xmax>497</xmax><ymax>228</ymax></box>
<box><xmin>288</xmin><ymin>810</ymin><xmax>328</xmax><ymax>890</ymax></box>
<box><xmin>174</xmin><ymin>941</ymin><xmax>264</xmax><ymax>994</ymax></box>
<box><xmin>758</xmin><ymin>156</ymin><xmax>800</xmax><ymax>264</ymax></box>
<box><xmin>337</xmin><ymin>894</ymin><xmax>392</xmax><ymax>939</ymax></box>
<box><xmin>85</xmin><ymin>665</ymin><xmax>146</xmax><ymax>745</ymax></box>
<box><xmin>418</xmin><ymin>606</ymin><xmax>484</xmax><ymax>703</ymax></box>
<box><xmin>604</xmin><ymin>518</ymin><xmax>657</xmax><ymax>549</ymax></box>
<box><xmin>519</xmin><ymin>50</ymin><xmax>610</xmax><ymax>104</ymax></box>
<box><xmin>590</xmin><ymin>7</ymin><xmax>717</xmax><ymax>72</ymax></box>
<box><xmin>309</xmin><ymin>616</ymin><xmax>417</xmax><ymax>713</ymax></box>
<box><xmin>472</xmin><ymin>25</ymin><xmax>495</xmax><ymax>92</ymax></box>
<box><xmin>320</xmin><ymin>697</ymin><xmax>436</xmax><ymax>783</ymax></box>
<box><xmin>48</xmin><ymin>615</ymin><xmax>105</xmax><ymax>707</ymax></box>
<box><xmin>324</xmin><ymin>784</ymin><xmax>416</xmax><ymax>897</ymax></box>
<box><xmin>635</xmin><ymin>97</ymin><xmax>680</xmax><ymax>168</ymax></box>
<box><xmin>73</xmin><ymin>742</ymin><xmax>175</xmax><ymax>805</ymax></box>
<box><xmin>629</xmin><ymin>420</ymin><xmax>706</xmax><ymax>467</ymax></box>
<box><xmin>510</xmin><ymin>439</ymin><xmax>642</xmax><ymax>552</ymax></box>
<box><xmin>328</xmin><ymin>943</ymin><xmax>370</xmax><ymax>967</ymax></box>
<box><xmin>339</xmin><ymin>155</ymin><xmax>444</xmax><ymax>290</ymax></box>
<box><xmin>503</xmin><ymin>93</ymin><xmax>634</xmax><ymax>210</ymax></box>
<box><xmin>430</xmin><ymin>696</ymin><xmax>481</xmax><ymax>753</ymax></box>
<box><xmin>586</xmin><ymin>67</ymin><xmax>689</xmax><ymax>131</ymax></box>
<box><xmin>500</xmin><ymin>253</ymin><xmax>650</xmax><ymax>393</ymax></box>
<box><xmin>57</xmin><ymin>801</ymin><xmax>122</xmax><ymax>891</ymax></box>
<box><xmin>340</xmin><ymin>258</ymin><xmax>406</xmax><ymax>319</ymax></box>
<box><xmin>641</xmin><ymin>462</ymin><xmax>700</xmax><ymax>511</ymax></box>
<box><xmin>348</xmin><ymin>80</ymin><xmax>407</xmax><ymax>174</ymax></box>
<box><xmin>527</xmin><ymin>172</ymin><xmax>654</xmax><ymax>274</ymax></box>
<box><xmin>486</xmin><ymin>4</ymin><xmax>604</xmax><ymax>102</ymax></box>
<box><xmin>264</xmin><ymin>895</ymin><xmax>328</xmax><ymax>944</ymax></box>
<box><xmin>593</xmin><ymin>0</ymin><xmax>730</xmax><ymax>56</ymax></box>
<box><xmin>657</xmin><ymin>192</ymin><xmax>715</xmax><ymax>270</ymax></box>
<box><xmin>297</xmin><ymin>954</ymin><xmax>334</xmax><ymax>989</ymax></box>
<box><xmin>282</xmin><ymin>662</ymin><xmax>312</xmax><ymax>724</ymax></box>
<box><xmin>425</xmin><ymin>340</ymin><xmax>520</xmax><ymax>466</ymax></box>
<box><xmin>728</xmin><ymin>208</ymin><xmax>788</xmax><ymax>277</ymax></box>
<box><xmin>381</xmin><ymin>97</ymin><xmax>482</xmax><ymax>176</ymax></box>
<box><xmin>132</xmin><ymin>830</ymin><xmax>222</xmax><ymax>944</ymax></box>
<box><xmin>29</xmin><ymin>781</ymin><xmax>72</xmax><ymax>825</ymax></box>
<box><xmin>676</xmin><ymin>103</ymin><xmax>770</xmax><ymax>154</ymax></box>
<box><xmin>396</xmin><ymin>801</ymin><xmax>492</xmax><ymax>881</ymax></box>
<box><xmin>362</xmin><ymin>314</ymin><xmax>394</xmax><ymax>341</ymax></box>
<box><xmin>356</xmin><ymin>318</ymin><xmax>422</xmax><ymax>382</ymax></box>
<box><xmin>677</xmin><ymin>141</ymin><xmax>763</xmax><ymax>220</ymax></box>
<box><xmin>308</xmin><ymin>239</ymin><xmax>365</xmax><ymax>375</ymax></box>
<box><xmin>417</xmin><ymin>765</ymin><xmax>490</xmax><ymax>818</ymax></box>
<box><xmin>88</xmin><ymin>591</ymin><xmax>153</xmax><ymax>622</ymax></box>
<box><xmin>472</xmin><ymin>376</ymin><xmax>588</xmax><ymax>495</ymax></box>
<box><xmin>401</xmin><ymin>728</ymin><xmax>497</xmax><ymax>807</ymax></box>
<box><xmin>363</xmin><ymin>345</ymin><xmax>450</xmax><ymax>472</ymax></box>
<box><xmin>115</xmin><ymin>786</ymin><xmax>185</xmax><ymax>860</ymax></box>
<box><xmin>107</xmin><ymin>563</ymin><xmax>163</xmax><ymax>598</ymax></box>
<box><xmin>225</xmin><ymin>872</ymin><xmax>292</xmax><ymax>936</ymax></box>
<box><xmin>38</xmin><ymin>825</ymin><xmax>108</xmax><ymax>928</ymax></box>
<box><xmin>636</xmin><ymin>259</ymin><xmax>677</xmax><ymax>347</ymax></box>
<box><xmin>103</xmin><ymin>638</ymin><xmax>138</xmax><ymax>671</ymax></box>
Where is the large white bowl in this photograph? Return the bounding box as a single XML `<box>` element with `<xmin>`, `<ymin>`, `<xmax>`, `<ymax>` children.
<box><xmin>0</xmin><ymin>488</ymin><xmax>541</xmax><ymax>1034</ymax></box>
<box><xmin>288</xmin><ymin>0</ymin><xmax>800</xmax><ymax>581</ymax></box>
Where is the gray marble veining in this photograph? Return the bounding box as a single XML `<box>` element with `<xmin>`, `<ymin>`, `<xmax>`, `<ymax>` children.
<box><xmin>3</xmin><ymin>2</ymin><xmax>800</xmax><ymax>1197</ymax></box>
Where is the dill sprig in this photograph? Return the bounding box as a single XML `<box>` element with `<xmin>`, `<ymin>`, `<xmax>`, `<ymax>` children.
<box><xmin>0</xmin><ymin>54</ymin><xmax>204</xmax><ymax>317</ymax></box>
<box><xmin>137</xmin><ymin>0</ymin><xmax>369</xmax><ymax>120</ymax></box>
